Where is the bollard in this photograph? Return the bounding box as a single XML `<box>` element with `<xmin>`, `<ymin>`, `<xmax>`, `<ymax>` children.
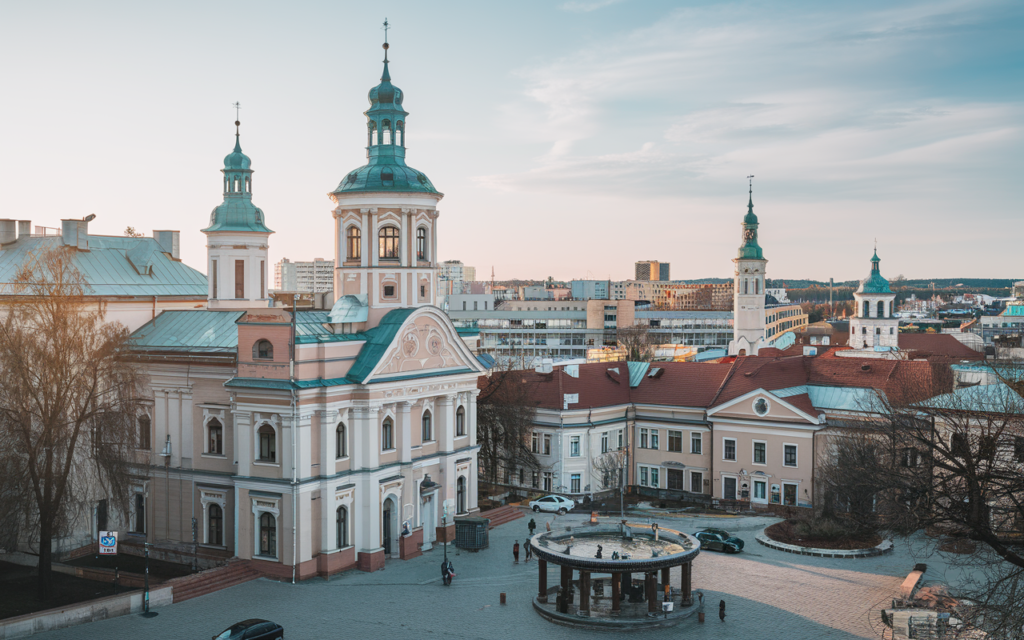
<box><xmin>500</xmin><ymin>592</ymin><xmax>506</xmax><ymax>605</ymax></box>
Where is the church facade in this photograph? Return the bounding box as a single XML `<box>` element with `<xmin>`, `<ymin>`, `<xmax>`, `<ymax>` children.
<box><xmin>128</xmin><ymin>41</ymin><xmax>485</xmax><ymax>578</ymax></box>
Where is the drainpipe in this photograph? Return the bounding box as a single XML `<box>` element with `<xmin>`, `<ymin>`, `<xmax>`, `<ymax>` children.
<box><xmin>290</xmin><ymin>296</ymin><xmax>298</xmax><ymax>584</ymax></box>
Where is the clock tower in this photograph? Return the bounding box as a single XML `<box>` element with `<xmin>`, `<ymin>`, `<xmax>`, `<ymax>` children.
<box><xmin>728</xmin><ymin>182</ymin><xmax>767</xmax><ymax>356</ymax></box>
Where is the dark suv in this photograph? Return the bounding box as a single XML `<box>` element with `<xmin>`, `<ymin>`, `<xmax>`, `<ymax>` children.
<box><xmin>214</xmin><ymin>619</ymin><xmax>284</xmax><ymax>640</ymax></box>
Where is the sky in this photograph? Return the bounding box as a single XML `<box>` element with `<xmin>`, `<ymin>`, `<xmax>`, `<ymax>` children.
<box><xmin>1</xmin><ymin>0</ymin><xmax>1021</xmax><ymax>282</ymax></box>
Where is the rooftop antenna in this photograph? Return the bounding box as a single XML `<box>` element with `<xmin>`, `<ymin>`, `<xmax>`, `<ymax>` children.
<box><xmin>232</xmin><ymin>101</ymin><xmax>241</xmax><ymax>134</ymax></box>
<box><xmin>382</xmin><ymin>18</ymin><xmax>390</xmax><ymax>61</ymax></box>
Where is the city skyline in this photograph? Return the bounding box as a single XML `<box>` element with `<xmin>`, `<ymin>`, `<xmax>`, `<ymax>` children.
<box><xmin>1</xmin><ymin>0</ymin><xmax>1021</xmax><ymax>281</ymax></box>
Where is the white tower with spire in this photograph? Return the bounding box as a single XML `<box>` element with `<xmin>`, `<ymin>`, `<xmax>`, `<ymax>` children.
<box><xmin>202</xmin><ymin>115</ymin><xmax>274</xmax><ymax>310</ymax></box>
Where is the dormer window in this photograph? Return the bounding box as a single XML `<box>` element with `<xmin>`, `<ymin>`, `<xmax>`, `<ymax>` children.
<box><xmin>253</xmin><ymin>339</ymin><xmax>273</xmax><ymax>360</ymax></box>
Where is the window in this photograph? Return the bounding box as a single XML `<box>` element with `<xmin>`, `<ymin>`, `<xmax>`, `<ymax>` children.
<box><xmin>543</xmin><ymin>434</ymin><xmax>551</xmax><ymax>455</ymax></box>
<box><xmin>347</xmin><ymin>227</ymin><xmax>361</xmax><ymax>259</ymax></box>
<box><xmin>601</xmin><ymin>432</ymin><xmax>608</xmax><ymax>454</ymax></box>
<box><xmin>723</xmin><ymin>438</ymin><xmax>736</xmax><ymax>461</ymax></box>
<box><xmin>383</xmin><ymin>284</ymin><xmax>395</xmax><ymax>297</ymax></box>
<box><xmin>570</xmin><ymin>436</ymin><xmax>580</xmax><ymax>457</ymax></box>
<box><xmin>208</xmin><ymin>418</ymin><xmax>223</xmax><ymax>455</ymax></box>
<box><xmin>259</xmin><ymin>512</ymin><xmax>277</xmax><ymax>557</ymax></box>
<box><xmin>531</xmin><ymin>432</ymin><xmax>539</xmax><ymax>454</ymax></box>
<box><xmin>234</xmin><ymin>259</ymin><xmax>245</xmax><ymax>299</ymax></box>
<box><xmin>784</xmin><ymin>444</ymin><xmax>798</xmax><ymax>467</ymax></box>
<box><xmin>690</xmin><ymin>471</ymin><xmax>703</xmax><ymax>494</ymax></box>
<box><xmin>138</xmin><ymin>415</ymin><xmax>151</xmax><ymax>450</ymax></box>
<box><xmin>456</xmin><ymin>406</ymin><xmax>466</xmax><ymax>436</ymax></box>
<box><xmin>639</xmin><ymin>467</ymin><xmax>649</xmax><ymax>486</ymax></box>
<box><xmin>253</xmin><ymin>339</ymin><xmax>273</xmax><ymax>360</ymax></box>
<box><xmin>336</xmin><ymin>506</ymin><xmax>348</xmax><ymax>548</ymax></box>
<box><xmin>416</xmin><ymin>228</ymin><xmax>427</xmax><ymax>260</ymax></box>
<box><xmin>208</xmin><ymin>504</ymin><xmax>223</xmax><ymax>546</ymax></box>
<box><xmin>668</xmin><ymin>430</ymin><xmax>682</xmax><ymax>453</ymax></box>
<box><xmin>133</xmin><ymin>493</ymin><xmax>146</xmax><ymax>534</ymax></box>
<box><xmin>640</xmin><ymin>428</ymin><xmax>649</xmax><ymax>449</ymax></box>
<box><xmin>212</xmin><ymin>259</ymin><xmax>218</xmax><ymax>298</ymax></box>
<box><xmin>901</xmin><ymin>447</ymin><xmax>919</xmax><ymax>467</ymax></box>
<box><xmin>422</xmin><ymin>411</ymin><xmax>432</xmax><ymax>441</ymax></box>
<box><xmin>650</xmin><ymin>468</ymin><xmax>659</xmax><ymax>488</ymax></box>
<box><xmin>379</xmin><ymin>226</ymin><xmax>400</xmax><ymax>259</ymax></box>
<box><xmin>258</xmin><ymin>424</ymin><xmax>276</xmax><ymax>462</ymax></box>
<box><xmin>753</xmin><ymin>441</ymin><xmax>766</xmax><ymax>465</ymax></box>
<box><xmin>336</xmin><ymin>423</ymin><xmax>347</xmax><ymax>458</ymax></box>
<box><xmin>382</xmin><ymin>417</ymin><xmax>394</xmax><ymax>451</ymax></box>
<box><xmin>691</xmin><ymin>432</ymin><xmax>702</xmax><ymax>455</ymax></box>
<box><xmin>571</xmin><ymin>474</ymin><xmax>581</xmax><ymax>493</ymax></box>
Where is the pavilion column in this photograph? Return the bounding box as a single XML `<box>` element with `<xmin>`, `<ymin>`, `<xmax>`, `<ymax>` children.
<box><xmin>681</xmin><ymin>561</ymin><xmax>692</xmax><ymax>606</ymax></box>
<box><xmin>661</xmin><ymin>567</ymin><xmax>671</xmax><ymax>601</ymax></box>
<box><xmin>611</xmin><ymin>572</ymin><xmax>621</xmax><ymax>615</ymax></box>
<box><xmin>646</xmin><ymin>572</ymin><xmax>657</xmax><ymax>614</ymax></box>
<box><xmin>579</xmin><ymin>571</ymin><xmax>590</xmax><ymax>616</ymax></box>
<box><xmin>538</xmin><ymin>559</ymin><xmax>548</xmax><ymax>603</ymax></box>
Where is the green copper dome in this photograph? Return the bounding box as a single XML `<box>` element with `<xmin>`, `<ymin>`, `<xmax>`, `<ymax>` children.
<box><xmin>737</xmin><ymin>189</ymin><xmax>763</xmax><ymax>260</ymax></box>
<box><xmin>331</xmin><ymin>44</ymin><xmax>440</xmax><ymax>197</ymax></box>
<box><xmin>857</xmin><ymin>249</ymin><xmax>891</xmax><ymax>294</ymax></box>
<box><xmin>202</xmin><ymin>126</ymin><xmax>273</xmax><ymax>234</ymax></box>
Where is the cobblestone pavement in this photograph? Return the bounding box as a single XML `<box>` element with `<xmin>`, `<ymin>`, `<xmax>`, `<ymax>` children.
<box><xmin>34</xmin><ymin>511</ymin><xmax>973</xmax><ymax>640</ymax></box>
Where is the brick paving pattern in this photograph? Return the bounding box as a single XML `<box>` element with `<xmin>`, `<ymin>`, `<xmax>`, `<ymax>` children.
<box><xmin>33</xmin><ymin>511</ymin><xmax>955</xmax><ymax>640</ymax></box>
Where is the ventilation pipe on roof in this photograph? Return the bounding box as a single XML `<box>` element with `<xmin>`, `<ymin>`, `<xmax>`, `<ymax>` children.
<box><xmin>153</xmin><ymin>230</ymin><xmax>180</xmax><ymax>260</ymax></box>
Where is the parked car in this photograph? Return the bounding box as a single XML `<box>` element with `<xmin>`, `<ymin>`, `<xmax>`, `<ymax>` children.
<box><xmin>694</xmin><ymin>529</ymin><xmax>744</xmax><ymax>553</ymax></box>
<box><xmin>214</xmin><ymin>619</ymin><xmax>284</xmax><ymax>640</ymax></box>
<box><xmin>529</xmin><ymin>495</ymin><xmax>576</xmax><ymax>514</ymax></box>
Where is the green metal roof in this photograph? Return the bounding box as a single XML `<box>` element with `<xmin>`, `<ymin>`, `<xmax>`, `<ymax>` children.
<box><xmin>0</xmin><ymin>235</ymin><xmax>208</xmax><ymax>298</ymax></box>
<box><xmin>345</xmin><ymin>308</ymin><xmax>416</xmax><ymax>383</ymax></box>
<box><xmin>129</xmin><ymin>310</ymin><xmax>244</xmax><ymax>352</ymax></box>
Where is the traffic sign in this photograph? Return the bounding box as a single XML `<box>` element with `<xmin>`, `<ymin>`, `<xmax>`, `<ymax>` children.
<box><xmin>99</xmin><ymin>531</ymin><xmax>118</xmax><ymax>555</ymax></box>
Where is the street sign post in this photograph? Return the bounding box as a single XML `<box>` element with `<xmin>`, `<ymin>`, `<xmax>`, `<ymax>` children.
<box><xmin>99</xmin><ymin>531</ymin><xmax>117</xmax><ymax>555</ymax></box>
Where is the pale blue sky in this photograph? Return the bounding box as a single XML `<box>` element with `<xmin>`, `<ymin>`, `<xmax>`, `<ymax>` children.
<box><xmin>1</xmin><ymin>0</ymin><xmax>1021</xmax><ymax>281</ymax></box>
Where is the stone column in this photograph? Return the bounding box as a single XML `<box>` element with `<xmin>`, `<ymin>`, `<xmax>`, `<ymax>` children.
<box><xmin>579</xmin><ymin>571</ymin><xmax>590</xmax><ymax>616</ymax></box>
<box><xmin>611</xmin><ymin>572</ymin><xmax>621</xmax><ymax>615</ymax></box>
<box><xmin>646</xmin><ymin>572</ymin><xmax>657</xmax><ymax>614</ymax></box>
<box><xmin>538</xmin><ymin>558</ymin><xmax>548</xmax><ymax>603</ymax></box>
<box><xmin>661</xmin><ymin>567</ymin><xmax>671</xmax><ymax>601</ymax></box>
<box><xmin>681</xmin><ymin>561</ymin><xmax>692</xmax><ymax>606</ymax></box>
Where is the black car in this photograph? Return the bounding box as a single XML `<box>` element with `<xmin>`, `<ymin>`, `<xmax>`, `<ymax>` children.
<box><xmin>214</xmin><ymin>619</ymin><xmax>284</xmax><ymax>640</ymax></box>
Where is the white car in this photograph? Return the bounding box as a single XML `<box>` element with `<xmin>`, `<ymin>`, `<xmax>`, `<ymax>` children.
<box><xmin>529</xmin><ymin>495</ymin><xmax>576</xmax><ymax>514</ymax></box>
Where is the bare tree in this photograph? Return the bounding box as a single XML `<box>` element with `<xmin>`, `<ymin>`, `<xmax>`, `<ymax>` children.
<box><xmin>820</xmin><ymin>362</ymin><xmax>1024</xmax><ymax>636</ymax></box>
<box><xmin>617</xmin><ymin>323</ymin><xmax>657</xmax><ymax>362</ymax></box>
<box><xmin>476</xmin><ymin>364</ymin><xmax>540</xmax><ymax>486</ymax></box>
<box><xmin>0</xmin><ymin>247</ymin><xmax>143</xmax><ymax>600</ymax></box>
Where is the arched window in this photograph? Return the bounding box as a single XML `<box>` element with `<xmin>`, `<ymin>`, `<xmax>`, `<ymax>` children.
<box><xmin>422</xmin><ymin>411</ymin><xmax>432</xmax><ymax>442</ymax></box>
<box><xmin>416</xmin><ymin>227</ymin><xmax>427</xmax><ymax>261</ymax></box>
<box><xmin>258</xmin><ymin>424</ymin><xmax>276</xmax><ymax>462</ymax></box>
<box><xmin>456</xmin><ymin>406</ymin><xmax>466</xmax><ymax>437</ymax></box>
<box><xmin>336</xmin><ymin>423</ymin><xmax>346</xmax><ymax>458</ymax></box>
<box><xmin>253</xmin><ymin>339</ymin><xmax>273</xmax><ymax>360</ymax></box>
<box><xmin>137</xmin><ymin>415</ymin><xmax>151</xmax><ymax>450</ymax></box>
<box><xmin>379</xmin><ymin>227</ymin><xmax>400</xmax><ymax>260</ymax></box>
<box><xmin>208</xmin><ymin>504</ymin><xmax>223</xmax><ymax>546</ymax></box>
<box><xmin>336</xmin><ymin>506</ymin><xmax>348</xmax><ymax>548</ymax></box>
<box><xmin>347</xmin><ymin>226</ymin><xmax>361</xmax><ymax>260</ymax></box>
<box><xmin>382</xmin><ymin>417</ymin><xmax>394</xmax><ymax>451</ymax></box>
<box><xmin>208</xmin><ymin>418</ymin><xmax>223</xmax><ymax>455</ymax></box>
<box><xmin>877</xmin><ymin>300</ymin><xmax>885</xmax><ymax>318</ymax></box>
<box><xmin>259</xmin><ymin>512</ymin><xmax>276</xmax><ymax>557</ymax></box>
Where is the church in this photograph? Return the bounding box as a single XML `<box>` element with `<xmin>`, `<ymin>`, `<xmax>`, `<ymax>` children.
<box><xmin>127</xmin><ymin>39</ymin><xmax>486</xmax><ymax>578</ymax></box>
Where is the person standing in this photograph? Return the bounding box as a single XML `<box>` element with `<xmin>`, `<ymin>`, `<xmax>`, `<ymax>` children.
<box><xmin>513</xmin><ymin>540</ymin><xmax>521</xmax><ymax>564</ymax></box>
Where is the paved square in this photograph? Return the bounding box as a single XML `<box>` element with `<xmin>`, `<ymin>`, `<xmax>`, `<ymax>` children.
<box><xmin>34</xmin><ymin>511</ymin><xmax>951</xmax><ymax>640</ymax></box>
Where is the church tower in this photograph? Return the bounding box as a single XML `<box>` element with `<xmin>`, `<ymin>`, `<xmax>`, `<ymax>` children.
<box><xmin>849</xmin><ymin>248</ymin><xmax>898</xmax><ymax>350</ymax></box>
<box><xmin>728</xmin><ymin>182</ymin><xmax>767</xmax><ymax>356</ymax></box>
<box><xmin>328</xmin><ymin>34</ymin><xmax>442</xmax><ymax>327</ymax></box>
<box><xmin>203</xmin><ymin>117</ymin><xmax>273</xmax><ymax>309</ymax></box>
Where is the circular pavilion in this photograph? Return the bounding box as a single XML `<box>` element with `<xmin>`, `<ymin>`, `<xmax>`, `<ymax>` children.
<box><xmin>530</xmin><ymin>521</ymin><xmax>700</xmax><ymax>627</ymax></box>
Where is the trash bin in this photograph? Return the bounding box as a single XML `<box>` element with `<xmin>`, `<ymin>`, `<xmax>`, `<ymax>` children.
<box><xmin>454</xmin><ymin>516</ymin><xmax>490</xmax><ymax>550</ymax></box>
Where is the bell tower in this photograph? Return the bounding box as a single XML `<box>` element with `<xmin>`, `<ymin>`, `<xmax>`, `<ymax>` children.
<box><xmin>328</xmin><ymin>29</ymin><xmax>443</xmax><ymax>327</ymax></box>
<box><xmin>202</xmin><ymin>113</ymin><xmax>274</xmax><ymax>309</ymax></box>
<box><xmin>728</xmin><ymin>179</ymin><xmax>767</xmax><ymax>356</ymax></box>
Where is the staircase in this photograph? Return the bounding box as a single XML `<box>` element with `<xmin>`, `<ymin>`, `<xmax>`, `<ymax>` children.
<box><xmin>481</xmin><ymin>505</ymin><xmax>525</xmax><ymax>529</ymax></box>
<box><xmin>170</xmin><ymin>560</ymin><xmax>260</xmax><ymax>603</ymax></box>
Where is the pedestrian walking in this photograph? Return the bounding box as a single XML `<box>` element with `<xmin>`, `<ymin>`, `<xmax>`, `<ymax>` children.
<box><xmin>528</xmin><ymin>518</ymin><xmax>537</xmax><ymax>537</ymax></box>
<box><xmin>513</xmin><ymin>540</ymin><xmax>520</xmax><ymax>564</ymax></box>
<box><xmin>524</xmin><ymin>541</ymin><xmax>533</xmax><ymax>562</ymax></box>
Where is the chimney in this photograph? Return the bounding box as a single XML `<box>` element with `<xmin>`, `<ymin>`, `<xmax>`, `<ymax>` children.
<box><xmin>0</xmin><ymin>220</ymin><xmax>16</xmax><ymax>246</ymax></box>
<box><xmin>17</xmin><ymin>220</ymin><xmax>30</xmax><ymax>240</ymax></box>
<box><xmin>153</xmin><ymin>230</ymin><xmax>180</xmax><ymax>260</ymax></box>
